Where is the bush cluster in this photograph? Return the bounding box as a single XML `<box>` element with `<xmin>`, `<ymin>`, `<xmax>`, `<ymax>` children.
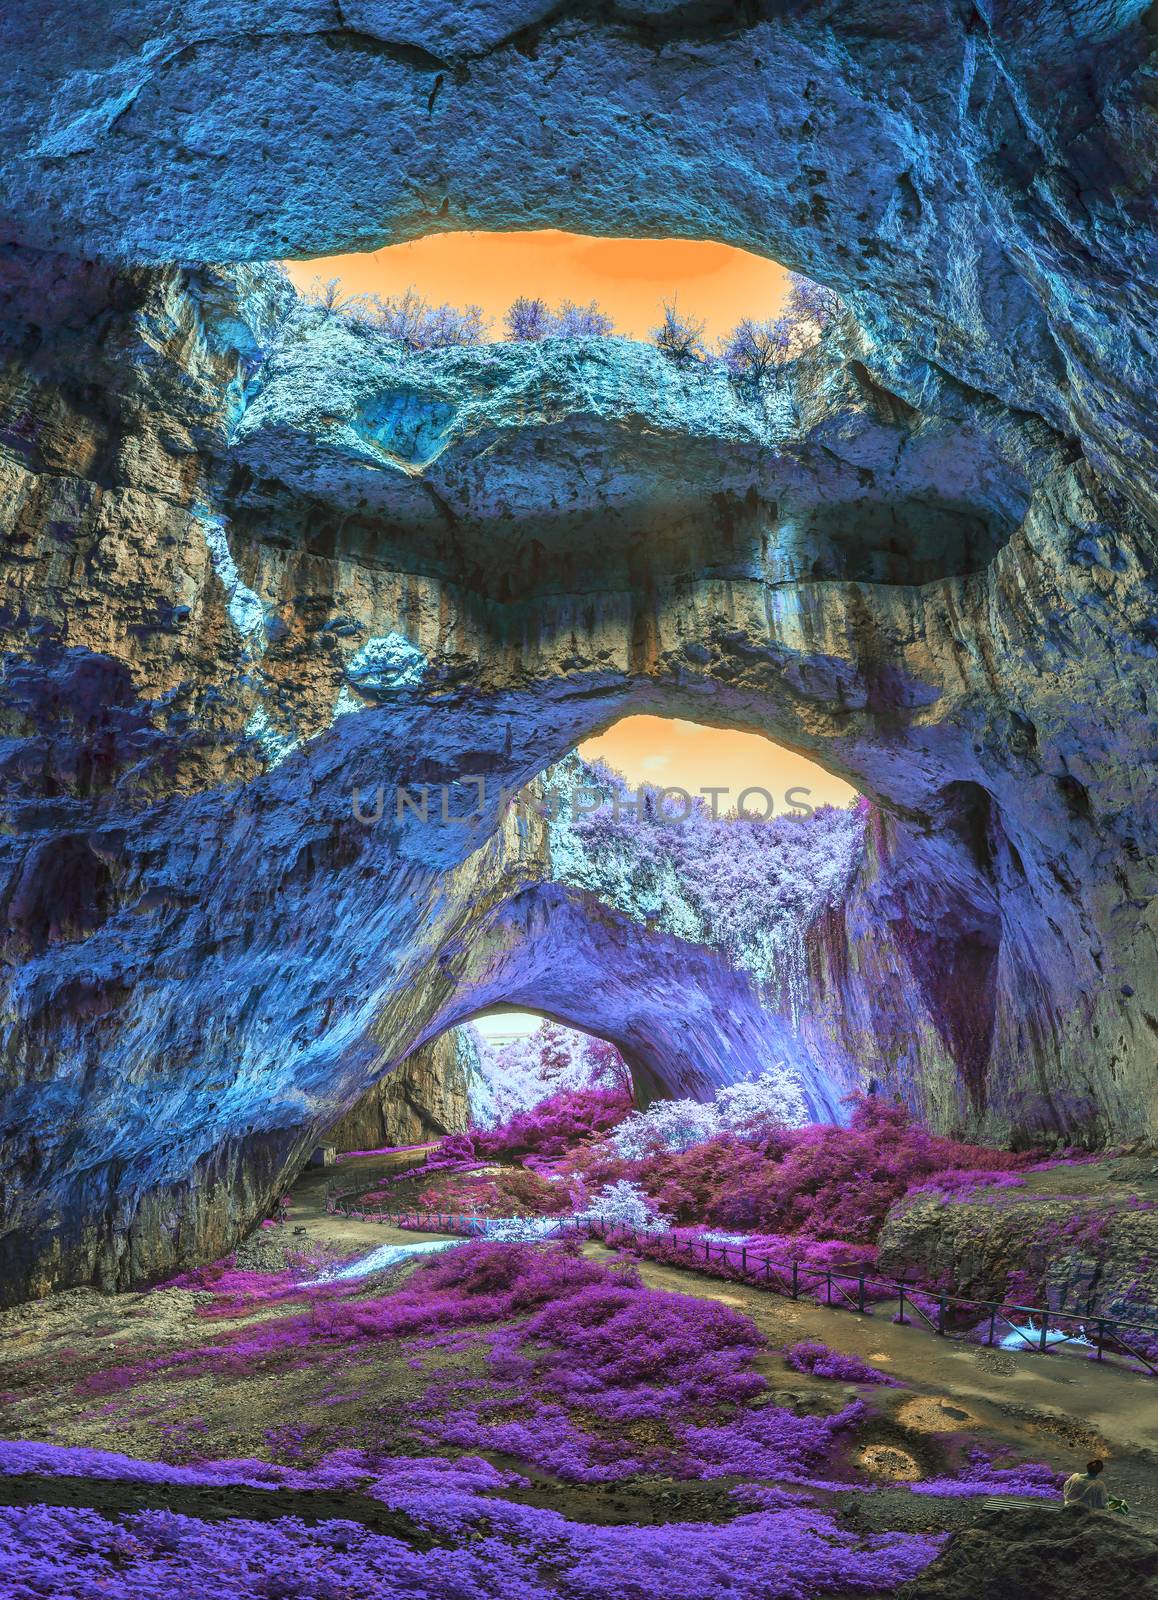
<box><xmin>566</xmin><ymin>1094</ymin><xmax>1032</xmax><ymax>1241</ymax></box>
<box><xmin>291</xmin><ymin>269</ymin><xmax>845</xmax><ymax>385</ymax></box>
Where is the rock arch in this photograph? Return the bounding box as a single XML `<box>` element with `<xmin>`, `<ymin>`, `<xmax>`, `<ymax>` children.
<box><xmin>2</xmin><ymin>2</ymin><xmax>1152</xmax><ymax>506</ymax></box>
<box><xmin>0</xmin><ymin>4</ymin><xmax>1155</xmax><ymax>1294</ymax></box>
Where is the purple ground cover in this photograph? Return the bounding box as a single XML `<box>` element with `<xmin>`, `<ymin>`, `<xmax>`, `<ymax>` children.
<box><xmin>0</xmin><ymin>1497</ymin><xmax>945</xmax><ymax>1600</ymax></box>
<box><xmin>910</xmin><ymin>1451</ymin><xmax>1062</xmax><ymax>1499</ymax></box>
<box><xmin>783</xmin><ymin>1341</ymin><xmax>896</xmax><ymax>1385</ymax></box>
<box><xmin>2</xmin><ymin>1238</ymin><xmax>1070</xmax><ymax>1596</ymax></box>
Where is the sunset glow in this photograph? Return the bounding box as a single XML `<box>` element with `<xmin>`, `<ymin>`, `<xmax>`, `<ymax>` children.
<box><xmin>283</xmin><ymin>230</ymin><xmax>793</xmax><ymax>343</ymax></box>
<box><xmin>579</xmin><ymin>717</ymin><xmax>859</xmax><ymax>814</ymax></box>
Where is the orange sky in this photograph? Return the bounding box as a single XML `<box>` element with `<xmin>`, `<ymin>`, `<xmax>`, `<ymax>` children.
<box><xmin>580</xmin><ymin>717</ymin><xmax>858</xmax><ymax>815</ymax></box>
<box><xmin>283</xmin><ymin>230</ymin><xmax>792</xmax><ymax>342</ymax></box>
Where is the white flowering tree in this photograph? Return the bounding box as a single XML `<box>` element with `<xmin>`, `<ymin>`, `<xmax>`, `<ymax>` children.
<box><xmin>575</xmin><ymin>1179</ymin><xmax>667</xmax><ymax>1232</ymax></box>
<box><xmin>612</xmin><ymin>1098</ymin><xmax>719</xmax><ymax>1159</ymax></box>
<box><xmin>715</xmin><ymin>1066</ymin><xmax>808</xmax><ymax>1133</ymax></box>
<box><xmin>611</xmin><ymin>1065</ymin><xmax>809</xmax><ymax>1158</ymax></box>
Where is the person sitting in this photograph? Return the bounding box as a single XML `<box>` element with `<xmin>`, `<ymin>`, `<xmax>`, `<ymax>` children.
<box><xmin>1064</xmin><ymin>1459</ymin><xmax>1108</xmax><ymax>1510</ymax></box>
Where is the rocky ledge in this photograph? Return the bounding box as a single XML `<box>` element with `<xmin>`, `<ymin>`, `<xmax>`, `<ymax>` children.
<box><xmin>899</xmin><ymin>1504</ymin><xmax>1158</xmax><ymax>1600</ymax></box>
<box><xmin>878</xmin><ymin>1157</ymin><xmax>1158</xmax><ymax>1327</ymax></box>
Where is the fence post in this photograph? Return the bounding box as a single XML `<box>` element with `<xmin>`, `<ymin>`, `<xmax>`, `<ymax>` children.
<box><xmin>1038</xmin><ymin>1314</ymin><xmax>1050</xmax><ymax>1353</ymax></box>
<box><xmin>791</xmin><ymin>1260</ymin><xmax>799</xmax><ymax>1301</ymax></box>
<box><xmin>937</xmin><ymin>1293</ymin><xmax>947</xmax><ymax>1335</ymax></box>
<box><xmin>898</xmin><ymin>1284</ymin><xmax>905</xmax><ymax>1324</ymax></box>
<box><xmin>741</xmin><ymin>1247</ymin><xmax>748</xmax><ymax>1276</ymax></box>
<box><xmin>987</xmin><ymin>1305</ymin><xmax>997</xmax><ymax>1347</ymax></box>
<box><xmin>704</xmin><ymin>1239</ymin><xmax>711</xmax><ymax>1261</ymax></box>
<box><xmin>857</xmin><ymin>1271</ymin><xmax>865</xmax><ymax>1314</ymax></box>
<box><xmin>1096</xmin><ymin>1319</ymin><xmax>1106</xmax><ymax>1362</ymax></box>
<box><xmin>826</xmin><ymin>1271</ymin><xmax>833</xmax><ymax>1306</ymax></box>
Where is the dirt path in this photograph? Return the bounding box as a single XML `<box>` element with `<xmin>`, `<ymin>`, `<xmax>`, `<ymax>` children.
<box><xmin>286</xmin><ymin>1149</ymin><xmax>448</xmax><ymax>1256</ymax></box>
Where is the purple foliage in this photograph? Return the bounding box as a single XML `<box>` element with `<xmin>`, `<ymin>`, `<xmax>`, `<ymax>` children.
<box><xmin>505</xmin><ymin>294</ymin><xmax>553</xmax><ymax>339</ymax></box>
<box><xmin>329</xmin><ymin>284</ymin><xmax>489</xmax><ymax>348</ymax></box>
<box><xmin>432</xmin><ymin>1085</ymin><xmax>633</xmax><ymax>1167</ymax></box>
<box><xmin>368</xmin><ymin>287</ymin><xmax>488</xmax><ymax>348</ymax></box>
<box><xmin>552</xmin><ymin>298</ymin><xmax>616</xmax><ymax>337</ymax></box>
<box><xmin>5</xmin><ymin>1236</ymin><xmax>1073</xmax><ymax>1596</ymax></box>
<box><xmin>906</xmin><ymin>1170</ymin><xmax>1028</xmax><ymax>1198</ymax></box>
<box><xmin>783</xmin><ymin>1340</ymin><xmax>895</xmax><ymax>1385</ymax></box>
<box><xmin>335</xmin><ymin>1140</ymin><xmax>433</xmax><ymax>1163</ymax></box>
<box><xmin>678</xmin><ymin>1399</ymin><xmax>866</xmax><ymax>1485</ymax></box>
<box><xmin>570</xmin><ymin>1095</ymin><xmax>1036</xmax><ymax>1242</ymax></box>
<box><xmin>716</xmin><ymin>273</ymin><xmax>845</xmax><ymax>384</ymax></box>
<box><xmin>469</xmin><ymin>1019</ymin><xmax>633</xmax><ymax>1130</ymax></box>
<box><xmin>0</xmin><ymin>1498</ymin><xmax>944</xmax><ymax>1599</ymax></box>
<box><xmin>910</xmin><ymin>1450</ymin><xmax>1062</xmax><ymax>1500</ymax></box>
<box><xmin>785</xmin><ymin>271</ymin><xmax>845</xmax><ymax>329</ymax></box>
<box><xmin>504</xmin><ymin>295</ymin><xmax>615</xmax><ymax>340</ymax></box>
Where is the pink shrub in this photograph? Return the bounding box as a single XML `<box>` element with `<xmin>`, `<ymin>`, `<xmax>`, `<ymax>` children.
<box><xmin>568</xmin><ymin>1094</ymin><xmax>1035</xmax><ymax>1244</ymax></box>
<box><xmin>430</xmin><ymin>1085</ymin><xmax>633</xmax><ymax>1168</ymax></box>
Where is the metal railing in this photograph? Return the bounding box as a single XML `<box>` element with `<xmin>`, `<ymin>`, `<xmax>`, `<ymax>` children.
<box><xmin>322</xmin><ymin>1183</ymin><xmax>1158</xmax><ymax>1378</ymax></box>
<box><xmin>322</xmin><ymin>1151</ymin><xmax>433</xmax><ymax>1199</ymax></box>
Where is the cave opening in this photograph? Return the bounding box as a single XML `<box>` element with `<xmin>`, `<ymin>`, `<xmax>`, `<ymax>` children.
<box><xmin>279</xmin><ymin>228</ymin><xmax>798</xmax><ymax>346</ymax></box>
<box><xmin>227</xmin><ymin>238</ymin><xmax>1024</xmax><ymax>602</ymax></box>
<box><xmin>364</xmin><ymin>709</ymin><xmax>870</xmax><ymax>1137</ymax></box>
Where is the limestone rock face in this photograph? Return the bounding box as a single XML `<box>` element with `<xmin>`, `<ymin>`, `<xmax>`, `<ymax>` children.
<box><xmin>1</xmin><ymin>0</ymin><xmax>1153</xmax><ymax>516</ymax></box>
<box><xmin>324</xmin><ymin>1030</ymin><xmax>474</xmax><ymax>1152</ymax></box>
<box><xmin>877</xmin><ymin>1160</ymin><xmax>1158</xmax><ymax>1325</ymax></box>
<box><xmin>0</xmin><ymin>2</ymin><xmax>1156</xmax><ymax>1298</ymax></box>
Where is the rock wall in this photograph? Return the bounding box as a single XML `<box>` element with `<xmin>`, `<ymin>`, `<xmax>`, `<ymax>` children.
<box><xmin>877</xmin><ymin>1158</ymin><xmax>1158</xmax><ymax>1325</ymax></box>
<box><xmin>1</xmin><ymin>252</ymin><xmax>1155</xmax><ymax>1304</ymax></box>
<box><xmin>324</xmin><ymin>1030</ymin><xmax>473</xmax><ymax>1152</ymax></box>
<box><xmin>2</xmin><ymin>0</ymin><xmax>1153</xmax><ymax>519</ymax></box>
<box><xmin>0</xmin><ymin>0</ymin><xmax>1155</xmax><ymax>1298</ymax></box>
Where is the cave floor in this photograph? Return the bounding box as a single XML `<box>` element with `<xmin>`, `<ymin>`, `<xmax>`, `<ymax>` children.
<box><xmin>289</xmin><ymin>1154</ymin><xmax>1158</xmax><ymax>1531</ymax></box>
<box><xmin>598</xmin><ymin>1253</ymin><xmax>1158</xmax><ymax>1528</ymax></box>
<box><xmin>0</xmin><ymin>1150</ymin><xmax>1154</xmax><ymax>1579</ymax></box>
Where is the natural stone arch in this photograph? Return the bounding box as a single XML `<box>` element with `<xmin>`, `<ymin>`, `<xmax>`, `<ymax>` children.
<box><xmin>0</xmin><ymin>237</ymin><xmax>1154</xmax><ymax>1302</ymax></box>
<box><xmin>2</xmin><ymin>1</ymin><xmax>1153</xmax><ymax>508</ymax></box>
<box><xmin>0</xmin><ymin>636</ymin><xmax>1015</xmax><ymax>1303</ymax></box>
<box><xmin>403</xmin><ymin>883</ymin><xmax>859</xmax><ymax>1123</ymax></box>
